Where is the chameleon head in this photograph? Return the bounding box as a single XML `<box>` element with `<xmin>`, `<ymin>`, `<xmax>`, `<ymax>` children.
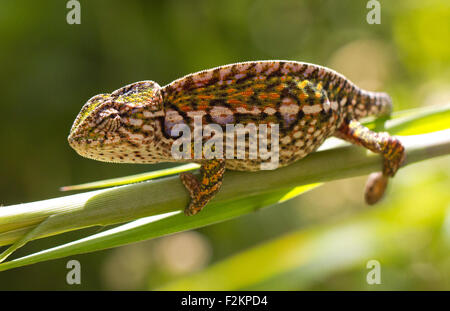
<box><xmin>68</xmin><ymin>80</ymin><xmax>168</xmax><ymax>163</ymax></box>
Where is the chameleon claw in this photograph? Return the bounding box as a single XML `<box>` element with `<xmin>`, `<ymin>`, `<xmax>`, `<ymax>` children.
<box><xmin>184</xmin><ymin>203</ymin><xmax>200</xmax><ymax>216</ymax></box>
<box><xmin>180</xmin><ymin>172</ymin><xmax>200</xmax><ymax>196</ymax></box>
<box><xmin>364</xmin><ymin>172</ymin><xmax>389</xmax><ymax>205</ymax></box>
<box><xmin>180</xmin><ymin>172</ymin><xmax>201</xmax><ymax>216</ymax></box>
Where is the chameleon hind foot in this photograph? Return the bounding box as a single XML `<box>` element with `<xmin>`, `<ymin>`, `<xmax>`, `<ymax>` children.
<box><xmin>180</xmin><ymin>159</ymin><xmax>226</xmax><ymax>216</ymax></box>
<box><xmin>335</xmin><ymin>120</ymin><xmax>406</xmax><ymax>204</ymax></box>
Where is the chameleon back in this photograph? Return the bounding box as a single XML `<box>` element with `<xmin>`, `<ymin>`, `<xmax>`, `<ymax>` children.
<box><xmin>162</xmin><ymin>61</ymin><xmax>342</xmax><ymax>170</ymax></box>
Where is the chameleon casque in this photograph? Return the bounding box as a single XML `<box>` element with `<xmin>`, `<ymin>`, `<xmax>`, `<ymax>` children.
<box><xmin>68</xmin><ymin>61</ymin><xmax>406</xmax><ymax>216</ymax></box>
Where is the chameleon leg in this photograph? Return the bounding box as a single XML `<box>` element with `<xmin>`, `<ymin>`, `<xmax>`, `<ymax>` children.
<box><xmin>335</xmin><ymin>120</ymin><xmax>406</xmax><ymax>204</ymax></box>
<box><xmin>180</xmin><ymin>159</ymin><xmax>226</xmax><ymax>216</ymax></box>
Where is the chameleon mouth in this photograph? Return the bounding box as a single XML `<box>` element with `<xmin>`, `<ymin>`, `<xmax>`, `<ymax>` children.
<box><xmin>68</xmin><ymin>127</ymin><xmax>128</xmax><ymax>162</ymax></box>
<box><xmin>67</xmin><ymin>133</ymin><xmax>92</xmax><ymax>158</ymax></box>
<box><xmin>67</xmin><ymin>135</ymin><xmax>106</xmax><ymax>161</ymax></box>
<box><xmin>67</xmin><ymin>134</ymin><xmax>155</xmax><ymax>164</ymax></box>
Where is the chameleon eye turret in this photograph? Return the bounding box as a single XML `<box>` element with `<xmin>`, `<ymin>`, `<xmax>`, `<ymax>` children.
<box><xmin>68</xmin><ymin>61</ymin><xmax>406</xmax><ymax>216</ymax></box>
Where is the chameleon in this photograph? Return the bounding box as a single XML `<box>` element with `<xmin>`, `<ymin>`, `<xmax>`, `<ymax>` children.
<box><xmin>68</xmin><ymin>61</ymin><xmax>406</xmax><ymax>216</ymax></box>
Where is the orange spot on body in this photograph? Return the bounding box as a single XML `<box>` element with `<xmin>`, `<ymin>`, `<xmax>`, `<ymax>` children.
<box><xmin>299</xmin><ymin>93</ymin><xmax>309</xmax><ymax>101</ymax></box>
<box><xmin>275</xmin><ymin>84</ymin><xmax>286</xmax><ymax>92</ymax></box>
<box><xmin>180</xmin><ymin>105</ymin><xmax>191</xmax><ymax>112</ymax></box>
<box><xmin>258</xmin><ymin>93</ymin><xmax>268</xmax><ymax>100</ymax></box>
<box><xmin>227</xmin><ymin>99</ymin><xmax>242</xmax><ymax>105</ymax></box>
<box><xmin>197</xmin><ymin>103</ymin><xmax>209</xmax><ymax>110</ymax></box>
<box><xmin>173</xmin><ymin>95</ymin><xmax>191</xmax><ymax>104</ymax></box>
<box><xmin>197</xmin><ymin>94</ymin><xmax>215</xmax><ymax>100</ymax></box>
<box><xmin>269</xmin><ymin>93</ymin><xmax>280</xmax><ymax>99</ymax></box>
<box><xmin>240</xmin><ymin>88</ymin><xmax>254</xmax><ymax>97</ymax></box>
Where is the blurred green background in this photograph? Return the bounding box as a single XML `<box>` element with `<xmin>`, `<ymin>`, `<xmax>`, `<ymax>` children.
<box><xmin>0</xmin><ymin>0</ymin><xmax>449</xmax><ymax>290</ymax></box>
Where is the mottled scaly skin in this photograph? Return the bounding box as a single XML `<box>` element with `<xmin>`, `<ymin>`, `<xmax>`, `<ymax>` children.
<box><xmin>68</xmin><ymin>61</ymin><xmax>405</xmax><ymax>215</ymax></box>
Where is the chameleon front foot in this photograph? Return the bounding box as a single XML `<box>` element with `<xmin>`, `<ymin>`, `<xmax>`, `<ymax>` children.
<box><xmin>335</xmin><ymin>120</ymin><xmax>406</xmax><ymax>204</ymax></box>
<box><xmin>180</xmin><ymin>172</ymin><xmax>202</xmax><ymax>216</ymax></box>
<box><xmin>180</xmin><ymin>159</ymin><xmax>226</xmax><ymax>216</ymax></box>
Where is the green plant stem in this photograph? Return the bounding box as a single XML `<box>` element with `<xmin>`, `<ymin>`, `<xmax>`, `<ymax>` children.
<box><xmin>0</xmin><ymin>129</ymin><xmax>448</xmax><ymax>255</ymax></box>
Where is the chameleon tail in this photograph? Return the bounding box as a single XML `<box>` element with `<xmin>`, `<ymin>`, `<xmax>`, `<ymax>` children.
<box><xmin>335</xmin><ymin>119</ymin><xmax>406</xmax><ymax>205</ymax></box>
<box><xmin>372</xmin><ymin>91</ymin><xmax>392</xmax><ymax>118</ymax></box>
<box><xmin>357</xmin><ymin>90</ymin><xmax>392</xmax><ymax>119</ymax></box>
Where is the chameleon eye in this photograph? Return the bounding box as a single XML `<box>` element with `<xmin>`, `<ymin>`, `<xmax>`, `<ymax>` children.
<box><xmin>97</xmin><ymin>108</ymin><xmax>122</xmax><ymax>132</ymax></box>
<box><xmin>112</xmin><ymin>81</ymin><xmax>160</xmax><ymax>97</ymax></box>
<box><xmin>111</xmin><ymin>80</ymin><xmax>163</xmax><ymax>112</ymax></box>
